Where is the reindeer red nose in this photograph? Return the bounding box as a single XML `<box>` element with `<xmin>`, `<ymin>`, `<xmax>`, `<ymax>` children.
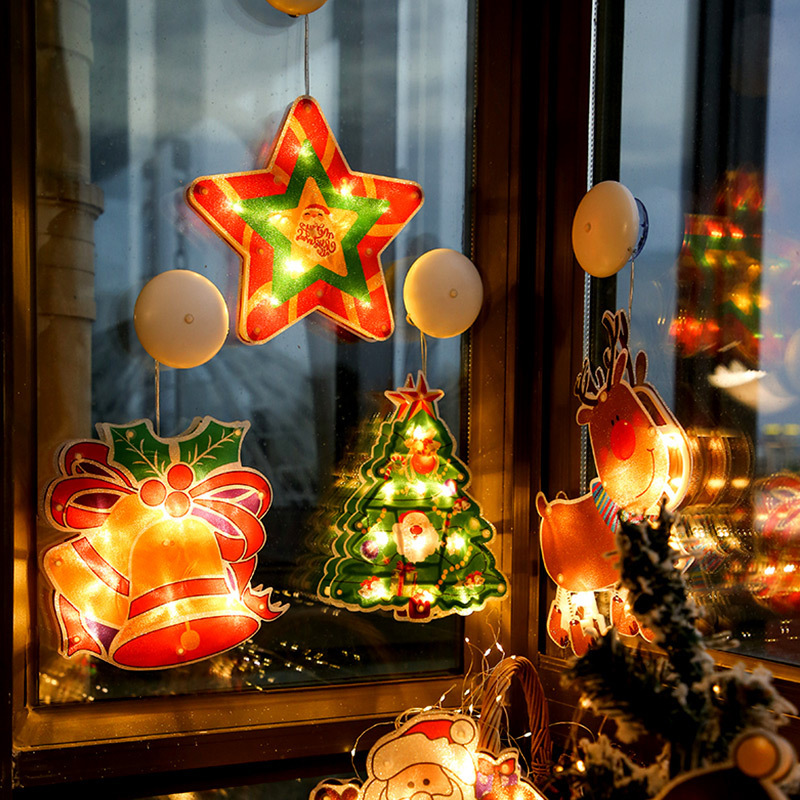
<box><xmin>610</xmin><ymin>419</ymin><xmax>636</xmax><ymax>460</ymax></box>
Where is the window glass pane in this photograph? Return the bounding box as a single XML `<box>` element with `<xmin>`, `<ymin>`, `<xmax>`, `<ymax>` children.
<box><xmin>616</xmin><ymin>0</ymin><xmax>800</xmax><ymax>666</ymax></box>
<box><xmin>36</xmin><ymin>0</ymin><xmax>475</xmax><ymax>703</ymax></box>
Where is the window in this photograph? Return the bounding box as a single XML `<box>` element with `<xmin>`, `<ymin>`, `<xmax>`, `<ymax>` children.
<box><xmin>613</xmin><ymin>0</ymin><xmax>800</xmax><ymax>670</ymax></box>
<box><xmin>6</xmin><ymin>0</ymin><xmax>526</xmax><ymax>792</ymax></box>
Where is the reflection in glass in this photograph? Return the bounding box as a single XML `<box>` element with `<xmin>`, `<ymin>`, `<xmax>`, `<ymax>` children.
<box><xmin>617</xmin><ymin>1</ymin><xmax>800</xmax><ymax>665</ymax></box>
<box><xmin>36</xmin><ymin>0</ymin><xmax>476</xmax><ymax>702</ymax></box>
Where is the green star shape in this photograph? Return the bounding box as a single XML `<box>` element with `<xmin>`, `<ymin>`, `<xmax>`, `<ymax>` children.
<box><xmin>236</xmin><ymin>140</ymin><xmax>389</xmax><ymax>304</ymax></box>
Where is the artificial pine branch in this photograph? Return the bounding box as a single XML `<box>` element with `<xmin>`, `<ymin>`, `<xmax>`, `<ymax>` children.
<box><xmin>558</xmin><ymin>504</ymin><xmax>795</xmax><ymax>799</ymax></box>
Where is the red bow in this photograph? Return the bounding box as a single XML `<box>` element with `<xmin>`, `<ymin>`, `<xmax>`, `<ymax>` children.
<box><xmin>45</xmin><ymin>440</ymin><xmax>278</xmax><ymax>619</ymax></box>
<box><xmin>477</xmin><ymin>757</ymin><xmax>517</xmax><ymax>776</ymax></box>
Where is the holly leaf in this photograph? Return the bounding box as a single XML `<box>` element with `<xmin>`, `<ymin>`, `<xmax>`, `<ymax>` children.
<box><xmin>103</xmin><ymin>421</ymin><xmax>171</xmax><ymax>483</ymax></box>
<box><xmin>178</xmin><ymin>419</ymin><xmax>245</xmax><ymax>480</ymax></box>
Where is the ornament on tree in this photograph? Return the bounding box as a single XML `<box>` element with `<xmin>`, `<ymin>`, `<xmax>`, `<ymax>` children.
<box><xmin>42</xmin><ymin>417</ymin><xmax>288</xmax><ymax>670</ymax></box>
<box><xmin>317</xmin><ymin>372</ymin><xmax>507</xmax><ymax>621</ymax></box>
<box><xmin>538</xmin><ymin>309</ymin><xmax>692</xmax><ymax>653</ymax></box>
<box><xmin>311</xmin><ymin>657</ymin><xmax>551</xmax><ymax>800</ymax></box>
<box><xmin>187</xmin><ymin>96</ymin><xmax>424</xmax><ymax>344</ymax></box>
<box><xmin>653</xmin><ymin>730</ymin><xmax>797</xmax><ymax>800</ymax></box>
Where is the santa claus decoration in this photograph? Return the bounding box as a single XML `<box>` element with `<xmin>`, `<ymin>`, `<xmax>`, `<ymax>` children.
<box><xmin>392</xmin><ymin>511</ymin><xmax>440</xmax><ymax>563</ymax></box>
<box><xmin>361</xmin><ymin>712</ymin><xmax>479</xmax><ymax>800</ymax></box>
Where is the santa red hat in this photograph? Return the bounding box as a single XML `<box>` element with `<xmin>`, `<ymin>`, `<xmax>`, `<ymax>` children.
<box><xmin>369</xmin><ymin>713</ymin><xmax>477</xmax><ymax>784</ymax></box>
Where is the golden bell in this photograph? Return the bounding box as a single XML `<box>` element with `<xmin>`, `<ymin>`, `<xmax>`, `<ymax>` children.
<box><xmin>43</xmin><ymin>494</ymin><xmax>163</xmax><ymax>632</ymax></box>
<box><xmin>110</xmin><ymin>515</ymin><xmax>260</xmax><ymax>669</ymax></box>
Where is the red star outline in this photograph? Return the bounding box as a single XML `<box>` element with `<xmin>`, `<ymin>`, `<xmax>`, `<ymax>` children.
<box><xmin>186</xmin><ymin>96</ymin><xmax>424</xmax><ymax>344</ymax></box>
<box><xmin>385</xmin><ymin>372</ymin><xmax>444</xmax><ymax>421</ymax></box>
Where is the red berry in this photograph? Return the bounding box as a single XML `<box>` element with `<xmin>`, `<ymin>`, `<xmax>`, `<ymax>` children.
<box><xmin>140</xmin><ymin>479</ymin><xmax>167</xmax><ymax>507</ymax></box>
<box><xmin>167</xmin><ymin>463</ymin><xmax>194</xmax><ymax>490</ymax></box>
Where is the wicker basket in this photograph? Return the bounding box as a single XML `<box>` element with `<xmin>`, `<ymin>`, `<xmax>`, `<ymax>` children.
<box><xmin>478</xmin><ymin>655</ymin><xmax>553</xmax><ymax>786</ymax></box>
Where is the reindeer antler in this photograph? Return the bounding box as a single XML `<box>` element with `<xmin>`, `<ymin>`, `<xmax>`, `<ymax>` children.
<box><xmin>575</xmin><ymin>309</ymin><xmax>648</xmax><ymax>408</ymax></box>
<box><xmin>574</xmin><ymin>358</ymin><xmax>601</xmax><ymax>407</ymax></box>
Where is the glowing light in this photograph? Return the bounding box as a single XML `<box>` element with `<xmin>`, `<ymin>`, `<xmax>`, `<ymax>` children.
<box><xmin>573</xmin><ymin>592</ymin><xmax>596</xmax><ymax>608</ymax></box>
<box><xmin>414</xmin><ymin>481</ymin><xmax>426</xmax><ymax>494</ymax></box>
<box><xmin>373</xmin><ymin>529</ymin><xmax>389</xmax><ymax>547</ymax></box>
<box><xmin>442</xmin><ymin>479</ymin><xmax>457</xmax><ymax>496</ymax></box>
<box><xmin>42</xmin><ymin>417</ymin><xmax>288</xmax><ymax>670</ymax></box>
<box><xmin>446</xmin><ymin>533</ymin><xmax>465</xmax><ymax>555</ymax></box>
<box><xmin>381</xmin><ymin>483</ymin><xmax>395</xmax><ymax>499</ymax></box>
<box><xmin>286</xmin><ymin>258</ymin><xmax>306</xmax><ymax>276</ymax></box>
<box><xmin>784</xmin><ymin>564</ymin><xmax>796</xmax><ymax>574</ymax></box>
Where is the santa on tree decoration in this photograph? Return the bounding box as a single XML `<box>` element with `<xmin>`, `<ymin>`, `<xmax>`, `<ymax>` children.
<box><xmin>42</xmin><ymin>417</ymin><xmax>288</xmax><ymax>670</ymax></box>
<box><xmin>317</xmin><ymin>372</ymin><xmax>507</xmax><ymax>621</ymax></box>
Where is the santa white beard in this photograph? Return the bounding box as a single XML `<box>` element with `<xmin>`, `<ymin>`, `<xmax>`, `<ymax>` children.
<box><xmin>393</xmin><ymin>512</ymin><xmax>440</xmax><ymax>563</ymax></box>
<box><xmin>363</xmin><ymin>776</ymin><xmax>465</xmax><ymax>800</ymax></box>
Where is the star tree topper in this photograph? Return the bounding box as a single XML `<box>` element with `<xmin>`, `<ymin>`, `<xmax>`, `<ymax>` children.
<box><xmin>187</xmin><ymin>96</ymin><xmax>424</xmax><ymax>344</ymax></box>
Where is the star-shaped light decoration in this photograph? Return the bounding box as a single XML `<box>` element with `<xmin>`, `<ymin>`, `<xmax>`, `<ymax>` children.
<box><xmin>186</xmin><ymin>96</ymin><xmax>424</xmax><ymax>344</ymax></box>
<box><xmin>385</xmin><ymin>371</ymin><xmax>445</xmax><ymax>421</ymax></box>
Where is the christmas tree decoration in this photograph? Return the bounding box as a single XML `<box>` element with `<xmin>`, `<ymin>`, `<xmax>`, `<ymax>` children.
<box><xmin>317</xmin><ymin>372</ymin><xmax>507</xmax><ymax>621</ymax></box>
<box><xmin>554</xmin><ymin>507</ymin><xmax>798</xmax><ymax>800</ymax></box>
<box><xmin>266</xmin><ymin>0</ymin><xmax>329</xmax><ymax>15</ymax></box>
<box><xmin>42</xmin><ymin>417</ymin><xmax>288</xmax><ymax>670</ymax></box>
<box><xmin>187</xmin><ymin>96</ymin><xmax>424</xmax><ymax>345</ymax></box>
<box><xmin>403</xmin><ymin>248</ymin><xmax>484</xmax><ymax>338</ymax></box>
<box><xmin>133</xmin><ymin>270</ymin><xmax>229</xmax><ymax>368</ymax></box>
<box><xmin>672</xmin><ymin>170</ymin><xmax>766</xmax><ymax>367</ymax></box>
<box><xmin>310</xmin><ymin>656</ymin><xmax>551</xmax><ymax>800</ymax></box>
<box><xmin>653</xmin><ymin>731</ymin><xmax>796</xmax><ymax>800</ymax></box>
<box><xmin>571</xmin><ymin>181</ymin><xmax>649</xmax><ymax>277</ymax></box>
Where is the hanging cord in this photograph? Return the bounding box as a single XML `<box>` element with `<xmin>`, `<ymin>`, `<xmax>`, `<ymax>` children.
<box><xmin>419</xmin><ymin>328</ymin><xmax>428</xmax><ymax>378</ymax></box>
<box><xmin>304</xmin><ymin>14</ymin><xmax>310</xmax><ymax>96</ymax></box>
<box><xmin>154</xmin><ymin>360</ymin><xmax>161</xmax><ymax>437</ymax></box>
<box><xmin>628</xmin><ymin>258</ymin><xmax>635</xmax><ymax>328</ymax></box>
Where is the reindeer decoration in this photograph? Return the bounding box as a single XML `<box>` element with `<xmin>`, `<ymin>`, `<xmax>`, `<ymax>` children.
<box><xmin>537</xmin><ymin>309</ymin><xmax>692</xmax><ymax>655</ymax></box>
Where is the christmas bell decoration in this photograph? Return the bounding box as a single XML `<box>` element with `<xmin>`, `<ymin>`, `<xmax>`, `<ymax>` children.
<box><xmin>43</xmin><ymin>417</ymin><xmax>288</xmax><ymax>670</ymax></box>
